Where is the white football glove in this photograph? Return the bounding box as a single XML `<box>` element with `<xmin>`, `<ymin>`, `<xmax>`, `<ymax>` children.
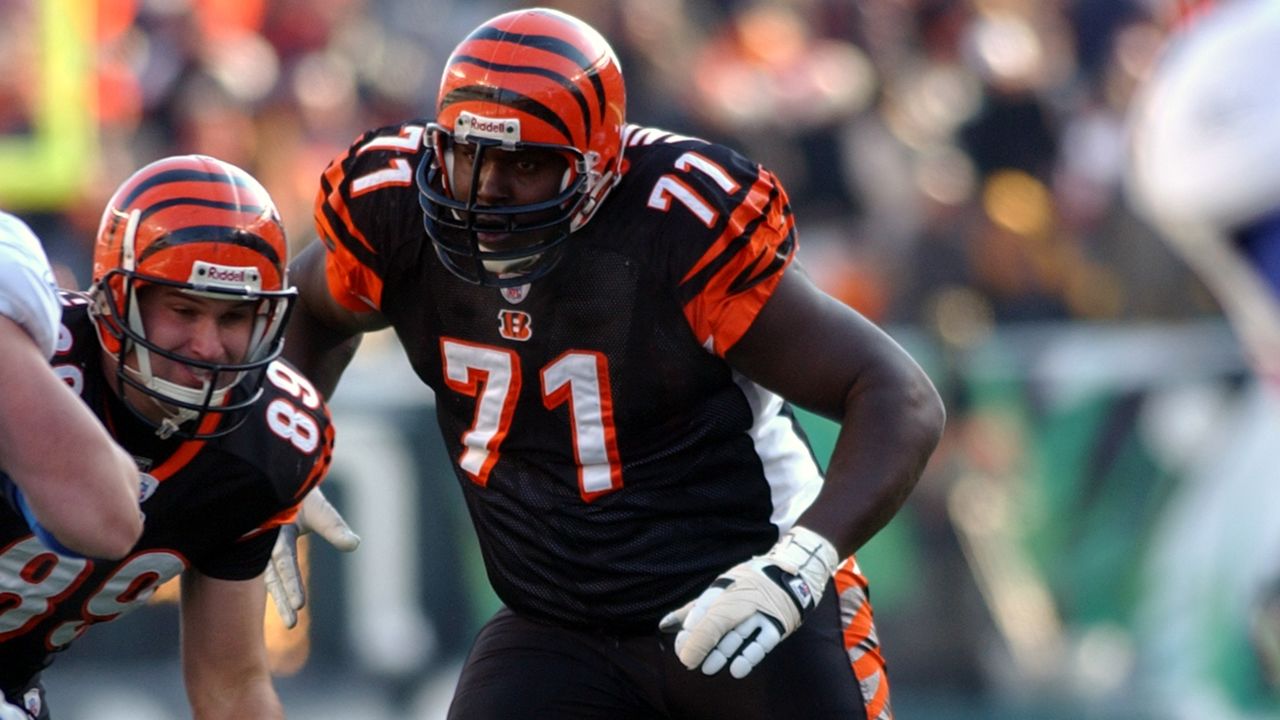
<box><xmin>266</xmin><ymin>487</ymin><xmax>360</xmax><ymax>628</ymax></box>
<box><xmin>659</xmin><ymin>526</ymin><xmax>838</xmax><ymax>679</ymax></box>
<box><xmin>0</xmin><ymin>691</ymin><xmax>30</xmax><ymax>720</ymax></box>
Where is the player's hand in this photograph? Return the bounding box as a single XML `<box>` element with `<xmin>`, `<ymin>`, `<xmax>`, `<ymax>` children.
<box><xmin>659</xmin><ymin>526</ymin><xmax>838</xmax><ymax>679</ymax></box>
<box><xmin>0</xmin><ymin>690</ymin><xmax>31</xmax><ymax>720</ymax></box>
<box><xmin>266</xmin><ymin>487</ymin><xmax>360</xmax><ymax>628</ymax></box>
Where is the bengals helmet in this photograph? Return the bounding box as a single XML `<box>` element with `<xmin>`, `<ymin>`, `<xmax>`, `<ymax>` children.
<box><xmin>417</xmin><ymin>7</ymin><xmax>627</xmax><ymax>286</ymax></box>
<box><xmin>90</xmin><ymin>155</ymin><xmax>295</xmax><ymax>439</ymax></box>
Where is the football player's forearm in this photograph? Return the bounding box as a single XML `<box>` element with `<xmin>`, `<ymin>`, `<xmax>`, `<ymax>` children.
<box><xmin>188</xmin><ymin>681</ymin><xmax>283</xmax><ymax>720</ymax></box>
<box><xmin>303</xmin><ymin>331</ymin><xmax>361</xmax><ymax>400</ymax></box>
<box><xmin>283</xmin><ymin>301</ymin><xmax>362</xmax><ymax>400</ymax></box>
<box><xmin>800</xmin><ymin>361</ymin><xmax>945</xmax><ymax>557</ymax></box>
<box><xmin>0</xmin><ymin>322</ymin><xmax>142</xmax><ymax>558</ymax></box>
<box><xmin>30</xmin><ymin>440</ymin><xmax>141</xmax><ymax>559</ymax></box>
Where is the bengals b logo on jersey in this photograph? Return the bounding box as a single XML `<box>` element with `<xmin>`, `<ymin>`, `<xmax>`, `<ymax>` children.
<box><xmin>498</xmin><ymin>309</ymin><xmax>532</xmax><ymax>341</ymax></box>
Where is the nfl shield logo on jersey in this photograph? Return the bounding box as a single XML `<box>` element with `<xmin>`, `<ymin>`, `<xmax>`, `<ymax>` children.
<box><xmin>22</xmin><ymin>688</ymin><xmax>41</xmax><ymax>717</ymax></box>
<box><xmin>137</xmin><ymin>472</ymin><xmax>159</xmax><ymax>504</ymax></box>
<box><xmin>500</xmin><ymin>282</ymin><xmax>531</xmax><ymax>304</ymax></box>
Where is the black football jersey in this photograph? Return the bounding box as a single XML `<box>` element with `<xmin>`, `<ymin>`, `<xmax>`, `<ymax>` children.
<box><xmin>315</xmin><ymin>122</ymin><xmax>824</xmax><ymax>629</ymax></box>
<box><xmin>0</xmin><ymin>291</ymin><xmax>333</xmax><ymax>691</ymax></box>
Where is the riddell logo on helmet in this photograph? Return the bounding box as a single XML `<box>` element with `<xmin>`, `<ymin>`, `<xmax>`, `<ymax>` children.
<box><xmin>207</xmin><ymin>266</ymin><xmax>248</xmax><ymax>282</ymax></box>
<box><xmin>458</xmin><ymin>112</ymin><xmax>521</xmax><ymax>143</ymax></box>
<box><xmin>190</xmin><ymin>261</ymin><xmax>263</xmax><ymax>292</ymax></box>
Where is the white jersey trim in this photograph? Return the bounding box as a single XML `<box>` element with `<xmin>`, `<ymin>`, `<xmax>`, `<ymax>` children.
<box><xmin>732</xmin><ymin>370</ymin><xmax>824</xmax><ymax>537</ymax></box>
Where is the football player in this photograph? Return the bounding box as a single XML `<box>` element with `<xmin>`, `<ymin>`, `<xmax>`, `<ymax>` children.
<box><xmin>0</xmin><ymin>156</ymin><xmax>336</xmax><ymax>720</ymax></box>
<box><xmin>1127</xmin><ymin>0</ymin><xmax>1280</xmax><ymax>716</ymax></box>
<box><xmin>284</xmin><ymin>8</ymin><xmax>944</xmax><ymax>719</ymax></box>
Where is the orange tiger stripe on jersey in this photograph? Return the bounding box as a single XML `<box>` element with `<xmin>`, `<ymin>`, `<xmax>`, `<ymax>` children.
<box><xmin>321</xmin><ymin>234</ymin><xmax>384</xmax><ymax>313</ymax></box>
<box><xmin>297</xmin><ymin>421</ymin><xmax>334</xmax><ymax>501</ymax></box>
<box><xmin>312</xmin><ymin>149</ymin><xmax>386</xmax><ymax>313</ymax></box>
<box><xmin>836</xmin><ymin>558</ymin><xmax>894</xmax><ymax>720</ymax></box>
<box><xmin>681</xmin><ymin>169</ymin><xmax>795</xmax><ymax>355</ymax></box>
<box><xmin>148</xmin><ymin>426</ymin><xmax>215</xmax><ymax>482</ymax></box>
<box><xmin>680</xmin><ymin>171</ymin><xmax>777</xmax><ymax>283</ymax></box>
<box><xmin>318</xmin><ymin>158</ymin><xmax>377</xmax><ymax>256</ymax></box>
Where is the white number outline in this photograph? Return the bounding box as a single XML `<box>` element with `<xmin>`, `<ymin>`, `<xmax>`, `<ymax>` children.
<box><xmin>441</xmin><ymin>339</ymin><xmax>623</xmax><ymax>500</ymax></box>
<box><xmin>267</xmin><ymin>362</ymin><xmax>321</xmax><ymax>409</ymax></box>
<box><xmin>263</xmin><ymin>362</ymin><xmax>322</xmax><ymax>453</ymax></box>
<box><xmin>0</xmin><ymin>540</ymin><xmax>189</xmax><ymax>648</ymax></box>
<box><xmin>442</xmin><ymin>339</ymin><xmax>522</xmax><ymax>486</ymax></box>
<box><xmin>266</xmin><ymin>399</ymin><xmax>320</xmax><ymax>453</ymax></box>
<box><xmin>646</xmin><ymin>151</ymin><xmax>739</xmax><ymax>227</ymax></box>
<box><xmin>0</xmin><ymin>538</ymin><xmax>92</xmax><ymax>641</ymax></box>
<box><xmin>350</xmin><ymin>125</ymin><xmax>425</xmax><ymax>197</ymax></box>
<box><xmin>541</xmin><ymin>350</ymin><xmax>623</xmax><ymax>500</ymax></box>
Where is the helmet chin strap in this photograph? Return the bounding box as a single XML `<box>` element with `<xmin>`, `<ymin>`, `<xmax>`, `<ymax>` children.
<box><xmin>122</xmin><ymin>356</ymin><xmax>220</xmax><ymax>439</ymax></box>
<box><xmin>145</xmin><ymin>394</ymin><xmax>200</xmax><ymax>440</ymax></box>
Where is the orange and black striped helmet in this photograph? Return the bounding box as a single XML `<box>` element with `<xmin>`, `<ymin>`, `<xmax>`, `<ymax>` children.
<box><xmin>418</xmin><ymin>7</ymin><xmax>627</xmax><ymax>287</ymax></box>
<box><xmin>90</xmin><ymin>154</ymin><xmax>295</xmax><ymax>439</ymax></box>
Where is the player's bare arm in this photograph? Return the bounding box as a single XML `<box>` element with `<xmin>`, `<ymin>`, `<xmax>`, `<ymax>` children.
<box><xmin>181</xmin><ymin>571</ymin><xmax>284</xmax><ymax>720</ymax></box>
<box><xmin>284</xmin><ymin>240</ymin><xmax>389</xmax><ymax>399</ymax></box>
<box><xmin>0</xmin><ymin>310</ymin><xmax>141</xmax><ymax>560</ymax></box>
<box><xmin>663</xmin><ymin>264</ymin><xmax>945</xmax><ymax>680</ymax></box>
<box><xmin>725</xmin><ymin>265</ymin><xmax>946</xmax><ymax>556</ymax></box>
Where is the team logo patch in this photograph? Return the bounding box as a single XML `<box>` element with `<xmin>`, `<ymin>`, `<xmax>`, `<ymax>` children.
<box><xmin>137</xmin><ymin>472</ymin><xmax>159</xmax><ymax>503</ymax></box>
<box><xmin>500</xmin><ymin>282</ymin><xmax>531</xmax><ymax>304</ymax></box>
<box><xmin>787</xmin><ymin>576</ymin><xmax>814</xmax><ymax>609</ymax></box>
<box><xmin>22</xmin><ymin>688</ymin><xmax>41</xmax><ymax>717</ymax></box>
<box><xmin>498</xmin><ymin>309</ymin><xmax>532</xmax><ymax>342</ymax></box>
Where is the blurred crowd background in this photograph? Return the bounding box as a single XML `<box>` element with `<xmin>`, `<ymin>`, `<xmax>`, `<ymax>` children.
<box><xmin>1</xmin><ymin>0</ymin><xmax>1214</xmax><ymax>328</ymax></box>
<box><xmin>6</xmin><ymin>1</ymin><xmax>1279</xmax><ymax>719</ymax></box>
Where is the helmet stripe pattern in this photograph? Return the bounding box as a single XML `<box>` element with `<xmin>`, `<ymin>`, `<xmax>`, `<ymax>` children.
<box><xmin>136</xmin><ymin>225</ymin><xmax>283</xmax><ymax>268</ymax></box>
<box><xmin>469</xmin><ymin>25</ymin><xmax>608</xmax><ymax>115</ymax></box>
<box><xmin>450</xmin><ymin>30</ymin><xmax>605</xmax><ymax>129</ymax></box>
<box><xmin>118</xmin><ymin>166</ymin><xmax>263</xmax><ymax>209</ymax></box>
<box><xmin>423</xmin><ymin>8</ymin><xmax>627</xmax><ymax>286</ymax></box>
<box><xmin>99</xmin><ymin>158</ymin><xmax>287</xmax><ymax>288</ymax></box>
<box><xmin>443</xmin><ymin>13</ymin><xmax>611</xmax><ymax>148</ymax></box>
<box><xmin>440</xmin><ymin>83</ymin><xmax>578</xmax><ymax>145</ymax></box>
